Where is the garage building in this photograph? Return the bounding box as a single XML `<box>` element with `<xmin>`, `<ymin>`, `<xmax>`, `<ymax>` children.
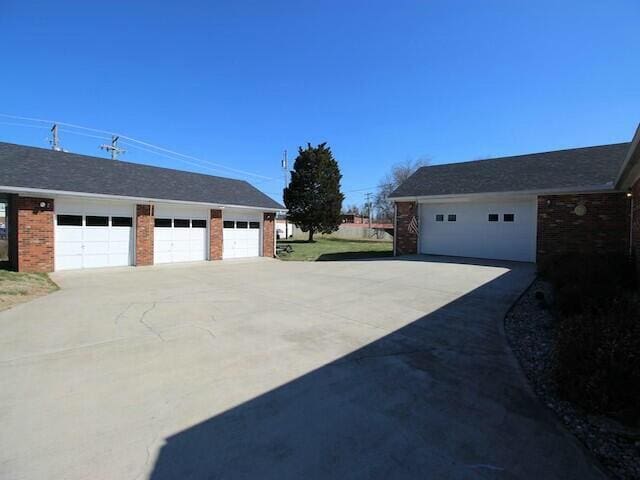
<box><xmin>390</xmin><ymin>139</ymin><xmax>639</xmax><ymax>264</ymax></box>
<box><xmin>0</xmin><ymin>142</ymin><xmax>283</xmax><ymax>272</ymax></box>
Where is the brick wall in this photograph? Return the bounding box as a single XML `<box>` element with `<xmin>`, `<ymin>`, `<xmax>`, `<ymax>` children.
<box><xmin>135</xmin><ymin>204</ymin><xmax>154</xmax><ymax>266</ymax></box>
<box><xmin>262</xmin><ymin>212</ymin><xmax>275</xmax><ymax>257</ymax></box>
<box><xmin>632</xmin><ymin>179</ymin><xmax>640</xmax><ymax>276</ymax></box>
<box><xmin>7</xmin><ymin>194</ymin><xmax>18</xmax><ymax>271</ymax></box>
<box><xmin>16</xmin><ymin>197</ymin><xmax>54</xmax><ymax>272</ymax></box>
<box><xmin>537</xmin><ymin>192</ymin><xmax>631</xmax><ymax>263</ymax></box>
<box><xmin>395</xmin><ymin>201</ymin><xmax>418</xmax><ymax>255</ymax></box>
<box><xmin>210</xmin><ymin>209</ymin><xmax>223</xmax><ymax>260</ymax></box>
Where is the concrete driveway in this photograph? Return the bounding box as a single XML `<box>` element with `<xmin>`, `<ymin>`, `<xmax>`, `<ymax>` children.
<box><xmin>0</xmin><ymin>257</ymin><xmax>604</xmax><ymax>479</ymax></box>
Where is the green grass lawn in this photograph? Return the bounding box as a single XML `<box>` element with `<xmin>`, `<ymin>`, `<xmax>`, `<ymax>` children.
<box><xmin>0</xmin><ymin>270</ymin><xmax>58</xmax><ymax>311</ymax></box>
<box><xmin>277</xmin><ymin>237</ymin><xmax>393</xmax><ymax>262</ymax></box>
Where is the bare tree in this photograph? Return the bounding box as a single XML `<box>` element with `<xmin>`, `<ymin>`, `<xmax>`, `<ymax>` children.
<box><xmin>343</xmin><ymin>204</ymin><xmax>361</xmax><ymax>215</ymax></box>
<box><xmin>374</xmin><ymin>157</ymin><xmax>429</xmax><ymax>221</ymax></box>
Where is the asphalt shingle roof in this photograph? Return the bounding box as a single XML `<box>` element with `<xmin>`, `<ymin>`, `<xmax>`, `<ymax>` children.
<box><xmin>0</xmin><ymin>142</ymin><xmax>284</xmax><ymax>210</ymax></box>
<box><xmin>390</xmin><ymin>143</ymin><xmax>631</xmax><ymax>198</ymax></box>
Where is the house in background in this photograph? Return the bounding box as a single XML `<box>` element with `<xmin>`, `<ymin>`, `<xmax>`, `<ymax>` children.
<box><xmin>391</xmin><ymin>124</ymin><xmax>640</xmax><ymax>272</ymax></box>
<box><xmin>1</xmin><ymin>142</ymin><xmax>284</xmax><ymax>272</ymax></box>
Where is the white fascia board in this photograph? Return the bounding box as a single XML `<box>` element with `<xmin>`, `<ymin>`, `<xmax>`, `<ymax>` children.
<box><xmin>389</xmin><ymin>184</ymin><xmax>619</xmax><ymax>203</ymax></box>
<box><xmin>615</xmin><ymin>123</ymin><xmax>640</xmax><ymax>189</ymax></box>
<box><xmin>0</xmin><ymin>185</ymin><xmax>287</xmax><ymax>213</ymax></box>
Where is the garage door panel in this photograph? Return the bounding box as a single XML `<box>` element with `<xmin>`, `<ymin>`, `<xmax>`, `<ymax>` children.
<box><xmin>55</xmin><ymin>203</ymin><xmax>134</xmax><ymax>271</ymax></box>
<box><xmin>419</xmin><ymin>200</ymin><xmax>536</xmax><ymax>262</ymax></box>
<box><xmin>152</xmin><ymin>207</ymin><xmax>208</xmax><ymax>264</ymax></box>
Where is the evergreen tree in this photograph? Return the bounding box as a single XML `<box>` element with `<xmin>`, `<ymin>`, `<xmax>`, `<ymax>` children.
<box><xmin>284</xmin><ymin>143</ymin><xmax>344</xmax><ymax>242</ymax></box>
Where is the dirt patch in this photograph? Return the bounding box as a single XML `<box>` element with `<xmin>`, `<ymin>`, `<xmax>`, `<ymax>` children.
<box><xmin>0</xmin><ymin>270</ymin><xmax>58</xmax><ymax>311</ymax></box>
<box><xmin>505</xmin><ymin>278</ymin><xmax>640</xmax><ymax>480</ymax></box>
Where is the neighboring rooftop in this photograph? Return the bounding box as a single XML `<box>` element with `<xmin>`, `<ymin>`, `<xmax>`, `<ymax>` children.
<box><xmin>0</xmin><ymin>142</ymin><xmax>284</xmax><ymax>209</ymax></box>
<box><xmin>390</xmin><ymin>143</ymin><xmax>631</xmax><ymax>198</ymax></box>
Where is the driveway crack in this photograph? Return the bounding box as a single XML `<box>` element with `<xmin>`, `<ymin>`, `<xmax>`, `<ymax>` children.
<box><xmin>139</xmin><ymin>302</ymin><xmax>164</xmax><ymax>341</ymax></box>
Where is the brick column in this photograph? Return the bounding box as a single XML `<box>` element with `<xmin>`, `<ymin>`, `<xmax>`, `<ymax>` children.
<box><xmin>632</xmin><ymin>179</ymin><xmax>640</xmax><ymax>278</ymax></box>
<box><xmin>209</xmin><ymin>209</ymin><xmax>223</xmax><ymax>260</ymax></box>
<box><xmin>262</xmin><ymin>212</ymin><xmax>275</xmax><ymax>257</ymax></box>
<box><xmin>135</xmin><ymin>205</ymin><xmax>154</xmax><ymax>266</ymax></box>
<box><xmin>17</xmin><ymin>197</ymin><xmax>54</xmax><ymax>272</ymax></box>
<box><xmin>395</xmin><ymin>201</ymin><xmax>418</xmax><ymax>255</ymax></box>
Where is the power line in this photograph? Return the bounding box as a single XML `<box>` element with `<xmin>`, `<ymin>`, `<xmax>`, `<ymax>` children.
<box><xmin>0</xmin><ymin>112</ymin><xmax>277</xmax><ymax>181</ymax></box>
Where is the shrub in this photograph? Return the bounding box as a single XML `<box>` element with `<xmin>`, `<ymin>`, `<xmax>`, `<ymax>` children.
<box><xmin>539</xmin><ymin>253</ymin><xmax>636</xmax><ymax>315</ymax></box>
<box><xmin>553</xmin><ymin>293</ymin><xmax>640</xmax><ymax>424</ymax></box>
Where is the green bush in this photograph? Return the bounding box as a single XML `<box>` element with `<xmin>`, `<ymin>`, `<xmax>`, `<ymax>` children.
<box><xmin>543</xmin><ymin>253</ymin><xmax>640</xmax><ymax>424</ymax></box>
<box><xmin>540</xmin><ymin>253</ymin><xmax>636</xmax><ymax>315</ymax></box>
<box><xmin>554</xmin><ymin>294</ymin><xmax>640</xmax><ymax>424</ymax></box>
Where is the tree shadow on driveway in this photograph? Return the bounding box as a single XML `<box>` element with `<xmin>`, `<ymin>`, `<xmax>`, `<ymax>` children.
<box><xmin>149</xmin><ymin>260</ymin><xmax>604</xmax><ymax>480</ymax></box>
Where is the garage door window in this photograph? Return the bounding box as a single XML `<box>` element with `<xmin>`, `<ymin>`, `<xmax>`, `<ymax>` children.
<box><xmin>435</xmin><ymin>214</ymin><xmax>444</xmax><ymax>222</ymax></box>
<box><xmin>57</xmin><ymin>215</ymin><xmax>82</xmax><ymax>226</ymax></box>
<box><xmin>86</xmin><ymin>215</ymin><xmax>109</xmax><ymax>227</ymax></box>
<box><xmin>191</xmin><ymin>219</ymin><xmax>206</xmax><ymax>228</ymax></box>
<box><xmin>236</xmin><ymin>221</ymin><xmax>248</xmax><ymax>229</ymax></box>
<box><xmin>112</xmin><ymin>216</ymin><xmax>133</xmax><ymax>227</ymax></box>
<box><xmin>249</xmin><ymin>222</ymin><xmax>260</xmax><ymax>229</ymax></box>
<box><xmin>448</xmin><ymin>214</ymin><xmax>457</xmax><ymax>222</ymax></box>
<box><xmin>488</xmin><ymin>214</ymin><xmax>499</xmax><ymax>222</ymax></box>
<box><xmin>174</xmin><ymin>219</ymin><xmax>189</xmax><ymax>228</ymax></box>
<box><xmin>155</xmin><ymin>218</ymin><xmax>172</xmax><ymax>227</ymax></box>
<box><xmin>223</xmin><ymin>221</ymin><xmax>235</xmax><ymax>228</ymax></box>
<box><xmin>503</xmin><ymin>214</ymin><xmax>515</xmax><ymax>222</ymax></box>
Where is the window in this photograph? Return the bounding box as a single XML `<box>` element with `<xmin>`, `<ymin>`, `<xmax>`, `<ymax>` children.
<box><xmin>174</xmin><ymin>219</ymin><xmax>189</xmax><ymax>228</ymax></box>
<box><xmin>57</xmin><ymin>215</ymin><xmax>82</xmax><ymax>226</ymax></box>
<box><xmin>112</xmin><ymin>217</ymin><xmax>132</xmax><ymax>227</ymax></box>
<box><xmin>488</xmin><ymin>214</ymin><xmax>499</xmax><ymax>222</ymax></box>
<box><xmin>435</xmin><ymin>214</ymin><xmax>444</xmax><ymax>222</ymax></box>
<box><xmin>249</xmin><ymin>222</ymin><xmax>260</xmax><ymax>229</ymax></box>
<box><xmin>155</xmin><ymin>218</ymin><xmax>172</xmax><ymax>227</ymax></box>
<box><xmin>86</xmin><ymin>215</ymin><xmax>108</xmax><ymax>227</ymax></box>
<box><xmin>236</xmin><ymin>221</ymin><xmax>248</xmax><ymax>229</ymax></box>
<box><xmin>448</xmin><ymin>214</ymin><xmax>457</xmax><ymax>222</ymax></box>
<box><xmin>223</xmin><ymin>221</ymin><xmax>235</xmax><ymax>229</ymax></box>
<box><xmin>191</xmin><ymin>219</ymin><xmax>206</xmax><ymax>228</ymax></box>
<box><xmin>503</xmin><ymin>214</ymin><xmax>515</xmax><ymax>222</ymax></box>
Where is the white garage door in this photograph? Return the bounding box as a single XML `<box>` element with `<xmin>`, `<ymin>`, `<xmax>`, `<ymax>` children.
<box><xmin>55</xmin><ymin>199</ymin><xmax>134</xmax><ymax>271</ymax></box>
<box><xmin>223</xmin><ymin>213</ymin><xmax>261</xmax><ymax>259</ymax></box>
<box><xmin>419</xmin><ymin>198</ymin><xmax>537</xmax><ymax>262</ymax></box>
<box><xmin>154</xmin><ymin>205</ymin><xmax>208</xmax><ymax>264</ymax></box>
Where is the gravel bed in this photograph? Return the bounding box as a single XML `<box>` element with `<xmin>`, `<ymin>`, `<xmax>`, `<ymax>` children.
<box><xmin>505</xmin><ymin>278</ymin><xmax>640</xmax><ymax>480</ymax></box>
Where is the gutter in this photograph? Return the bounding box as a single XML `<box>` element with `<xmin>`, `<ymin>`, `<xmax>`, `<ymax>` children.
<box><xmin>0</xmin><ymin>185</ymin><xmax>287</xmax><ymax>213</ymax></box>
<box><xmin>388</xmin><ymin>183</ymin><xmax>620</xmax><ymax>203</ymax></box>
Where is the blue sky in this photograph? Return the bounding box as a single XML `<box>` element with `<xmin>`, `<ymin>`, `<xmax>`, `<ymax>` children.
<box><xmin>1</xmin><ymin>0</ymin><xmax>639</xmax><ymax>207</ymax></box>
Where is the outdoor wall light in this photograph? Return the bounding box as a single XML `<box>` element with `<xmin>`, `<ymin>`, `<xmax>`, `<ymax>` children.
<box><xmin>627</xmin><ymin>192</ymin><xmax>633</xmax><ymax>198</ymax></box>
<box><xmin>39</xmin><ymin>201</ymin><xmax>46</xmax><ymax>208</ymax></box>
<box><xmin>574</xmin><ymin>204</ymin><xmax>587</xmax><ymax>216</ymax></box>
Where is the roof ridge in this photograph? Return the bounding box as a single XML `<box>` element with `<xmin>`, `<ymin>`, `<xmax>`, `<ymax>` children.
<box><xmin>418</xmin><ymin>142</ymin><xmax>631</xmax><ymax>170</ymax></box>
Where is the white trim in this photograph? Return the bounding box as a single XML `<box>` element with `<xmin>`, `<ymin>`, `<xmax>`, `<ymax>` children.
<box><xmin>389</xmin><ymin>184</ymin><xmax>619</xmax><ymax>203</ymax></box>
<box><xmin>0</xmin><ymin>185</ymin><xmax>286</xmax><ymax>213</ymax></box>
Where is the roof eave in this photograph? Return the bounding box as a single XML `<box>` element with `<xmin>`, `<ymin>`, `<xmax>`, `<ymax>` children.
<box><xmin>615</xmin><ymin>123</ymin><xmax>640</xmax><ymax>190</ymax></box>
<box><xmin>0</xmin><ymin>185</ymin><xmax>287</xmax><ymax>212</ymax></box>
<box><xmin>389</xmin><ymin>183</ymin><xmax>619</xmax><ymax>202</ymax></box>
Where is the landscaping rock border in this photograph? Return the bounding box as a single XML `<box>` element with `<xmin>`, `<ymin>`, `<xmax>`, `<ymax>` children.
<box><xmin>505</xmin><ymin>278</ymin><xmax>640</xmax><ymax>480</ymax></box>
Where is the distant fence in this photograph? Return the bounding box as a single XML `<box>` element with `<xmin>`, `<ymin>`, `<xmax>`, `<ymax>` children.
<box><xmin>290</xmin><ymin>224</ymin><xmax>393</xmax><ymax>242</ymax></box>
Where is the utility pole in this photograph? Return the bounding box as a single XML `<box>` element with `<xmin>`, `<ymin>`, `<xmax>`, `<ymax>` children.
<box><xmin>281</xmin><ymin>150</ymin><xmax>288</xmax><ymax>238</ymax></box>
<box><xmin>100</xmin><ymin>135</ymin><xmax>125</xmax><ymax>160</ymax></box>
<box><xmin>50</xmin><ymin>124</ymin><xmax>61</xmax><ymax>151</ymax></box>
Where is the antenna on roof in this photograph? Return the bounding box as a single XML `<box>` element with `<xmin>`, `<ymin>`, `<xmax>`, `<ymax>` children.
<box><xmin>50</xmin><ymin>124</ymin><xmax>62</xmax><ymax>151</ymax></box>
<box><xmin>100</xmin><ymin>135</ymin><xmax>125</xmax><ymax>160</ymax></box>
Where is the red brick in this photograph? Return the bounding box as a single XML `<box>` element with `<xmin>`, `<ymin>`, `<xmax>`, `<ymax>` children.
<box><xmin>210</xmin><ymin>209</ymin><xmax>223</xmax><ymax>260</ymax></box>
<box><xmin>262</xmin><ymin>212</ymin><xmax>275</xmax><ymax>257</ymax></box>
<box><xmin>136</xmin><ymin>204</ymin><xmax>154</xmax><ymax>266</ymax></box>
<box><xmin>394</xmin><ymin>201</ymin><xmax>418</xmax><ymax>255</ymax></box>
<box><xmin>16</xmin><ymin>197</ymin><xmax>54</xmax><ymax>272</ymax></box>
<box><xmin>537</xmin><ymin>192</ymin><xmax>631</xmax><ymax>263</ymax></box>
